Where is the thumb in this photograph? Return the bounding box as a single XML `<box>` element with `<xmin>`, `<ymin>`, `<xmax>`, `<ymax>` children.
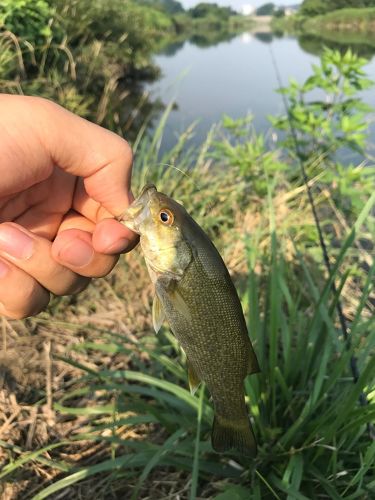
<box><xmin>37</xmin><ymin>97</ymin><xmax>133</xmax><ymax>216</ymax></box>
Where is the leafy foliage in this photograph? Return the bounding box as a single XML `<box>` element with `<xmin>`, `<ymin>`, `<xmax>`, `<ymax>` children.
<box><xmin>270</xmin><ymin>48</ymin><xmax>375</xmax><ymax>229</ymax></box>
<box><xmin>274</xmin><ymin>8</ymin><xmax>286</xmax><ymax>19</ymax></box>
<box><xmin>139</xmin><ymin>0</ymin><xmax>185</xmax><ymax>14</ymax></box>
<box><xmin>270</xmin><ymin>49</ymin><xmax>373</xmax><ymax>168</ymax></box>
<box><xmin>189</xmin><ymin>2</ymin><xmax>236</xmax><ymax>20</ymax></box>
<box><xmin>0</xmin><ymin>0</ymin><xmax>54</xmax><ymax>43</ymax></box>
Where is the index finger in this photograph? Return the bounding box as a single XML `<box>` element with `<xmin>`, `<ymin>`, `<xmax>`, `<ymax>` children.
<box><xmin>3</xmin><ymin>94</ymin><xmax>134</xmax><ymax>217</ymax></box>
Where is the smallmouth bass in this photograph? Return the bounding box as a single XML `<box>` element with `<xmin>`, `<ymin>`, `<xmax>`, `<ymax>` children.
<box><xmin>121</xmin><ymin>184</ymin><xmax>259</xmax><ymax>456</ymax></box>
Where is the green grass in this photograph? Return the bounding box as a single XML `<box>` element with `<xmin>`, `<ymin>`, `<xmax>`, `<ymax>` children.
<box><xmin>304</xmin><ymin>7</ymin><xmax>375</xmax><ymax>33</ymax></box>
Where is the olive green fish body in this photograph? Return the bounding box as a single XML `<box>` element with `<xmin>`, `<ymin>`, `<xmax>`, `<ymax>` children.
<box><xmin>157</xmin><ymin>253</ymin><xmax>258</xmax><ymax>455</ymax></box>
<box><xmin>122</xmin><ymin>185</ymin><xmax>259</xmax><ymax>456</ymax></box>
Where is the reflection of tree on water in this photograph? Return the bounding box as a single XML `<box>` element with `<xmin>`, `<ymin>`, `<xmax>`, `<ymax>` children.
<box><xmin>157</xmin><ymin>30</ymin><xmax>240</xmax><ymax>55</ymax></box>
<box><xmin>157</xmin><ymin>39</ymin><xmax>187</xmax><ymax>57</ymax></box>
<box><xmin>298</xmin><ymin>33</ymin><xmax>375</xmax><ymax>60</ymax></box>
<box><xmin>254</xmin><ymin>32</ymin><xmax>274</xmax><ymax>44</ymax></box>
<box><xmin>248</xmin><ymin>31</ymin><xmax>289</xmax><ymax>45</ymax></box>
<box><xmin>189</xmin><ymin>30</ymin><xmax>237</xmax><ymax>48</ymax></box>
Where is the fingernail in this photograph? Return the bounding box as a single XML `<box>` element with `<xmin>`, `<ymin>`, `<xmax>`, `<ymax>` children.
<box><xmin>58</xmin><ymin>239</ymin><xmax>94</xmax><ymax>268</ymax></box>
<box><xmin>103</xmin><ymin>238</ymin><xmax>130</xmax><ymax>254</ymax></box>
<box><xmin>0</xmin><ymin>260</ymin><xmax>9</xmax><ymax>278</ymax></box>
<box><xmin>0</xmin><ymin>225</ymin><xmax>33</xmax><ymax>260</ymax></box>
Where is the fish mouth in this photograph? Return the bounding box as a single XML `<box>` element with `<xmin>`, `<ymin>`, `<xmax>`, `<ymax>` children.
<box><xmin>119</xmin><ymin>184</ymin><xmax>157</xmax><ymax>233</ymax></box>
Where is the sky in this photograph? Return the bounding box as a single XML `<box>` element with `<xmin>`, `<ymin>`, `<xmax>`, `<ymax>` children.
<box><xmin>180</xmin><ymin>0</ymin><xmax>301</xmax><ymax>10</ymax></box>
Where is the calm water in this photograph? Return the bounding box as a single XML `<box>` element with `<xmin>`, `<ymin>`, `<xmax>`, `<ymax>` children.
<box><xmin>146</xmin><ymin>32</ymin><xmax>375</xmax><ymax>153</ymax></box>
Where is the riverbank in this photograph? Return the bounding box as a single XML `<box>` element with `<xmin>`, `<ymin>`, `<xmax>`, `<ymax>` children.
<box><xmin>304</xmin><ymin>7</ymin><xmax>375</xmax><ymax>33</ymax></box>
<box><xmin>272</xmin><ymin>7</ymin><xmax>375</xmax><ymax>34</ymax></box>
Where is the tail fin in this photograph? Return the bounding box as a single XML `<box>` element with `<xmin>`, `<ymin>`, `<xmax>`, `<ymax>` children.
<box><xmin>211</xmin><ymin>415</ymin><xmax>257</xmax><ymax>457</ymax></box>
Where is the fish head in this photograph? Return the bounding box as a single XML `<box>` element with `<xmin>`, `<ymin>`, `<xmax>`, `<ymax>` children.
<box><xmin>121</xmin><ymin>184</ymin><xmax>191</xmax><ymax>277</ymax></box>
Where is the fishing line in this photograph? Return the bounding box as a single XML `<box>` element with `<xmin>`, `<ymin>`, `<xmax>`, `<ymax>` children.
<box><xmin>268</xmin><ymin>45</ymin><xmax>374</xmax><ymax>439</ymax></box>
<box><xmin>141</xmin><ymin>162</ymin><xmax>198</xmax><ymax>189</ymax></box>
<box><xmin>157</xmin><ymin>162</ymin><xmax>199</xmax><ymax>185</ymax></box>
<box><xmin>157</xmin><ymin>162</ymin><xmax>220</xmax><ymax>215</ymax></box>
<box><xmin>140</xmin><ymin>161</ymin><xmax>217</xmax><ymax>216</ymax></box>
<box><xmin>119</xmin><ymin>161</ymin><xmax>207</xmax><ymax>225</ymax></box>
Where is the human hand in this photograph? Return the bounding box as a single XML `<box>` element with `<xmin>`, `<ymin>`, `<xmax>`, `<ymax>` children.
<box><xmin>0</xmin><ymin>94</ymin><xmax>137</xmax><ymax>319</ymax></box>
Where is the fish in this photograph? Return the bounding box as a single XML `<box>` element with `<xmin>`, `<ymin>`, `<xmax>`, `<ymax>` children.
<box><xmin>121</xmin><ymin>184</ymin><xmax>259</xmax><ymax>456</ymax></box>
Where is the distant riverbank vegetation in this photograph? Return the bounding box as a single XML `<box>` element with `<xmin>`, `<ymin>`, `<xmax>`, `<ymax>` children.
<box><xmin>0</xmin><ymin>0</ymin><xmax>252</xmax><ymax>138</ymax></box>
<box><xmin>273</xmin><ymin>0</ymin><xmax>375</xmax><ymax>34</ymax></box>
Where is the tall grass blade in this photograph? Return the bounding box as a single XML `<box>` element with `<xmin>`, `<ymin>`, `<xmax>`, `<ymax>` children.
<box><xmin>190</xmin><ymin>384</ymin><xmax>205</xmax><ymax>500</ymax></box>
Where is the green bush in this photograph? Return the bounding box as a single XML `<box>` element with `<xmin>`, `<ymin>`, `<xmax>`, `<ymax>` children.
<box><xmin>270</xmin><ymin>49</ymin><xmax>373</xmax><ymax>169</ymax></box>
<box><xmin>0</xmin><ymin>0</ymin><xmax>54</xmax><ymax>43</ymax></box>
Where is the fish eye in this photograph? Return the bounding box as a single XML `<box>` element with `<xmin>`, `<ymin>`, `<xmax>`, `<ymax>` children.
<box><xmin>159</xmin><ymin>209</ymin><xmax>174</xmax><ymax>226</ymax></box>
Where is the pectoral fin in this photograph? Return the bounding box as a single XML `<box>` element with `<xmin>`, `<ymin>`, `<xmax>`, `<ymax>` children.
<box><xmin>152</xmin><ymin>294</ymin><xmax>165</xmax><ymax>334</ymax></box>
<box><xmin>155</xmin><ymin>276</ymin><xmax>191</xmax><ymax>325</ymax></box>
<box><xmin>171</xmin><ymin>289</ymin><xmax>192</xmax><ymax>323</ymax></box>
<box><xmin>187</xmin><ymin>359</ymin><xmax>201</xmax><ymax>396</ymax></box>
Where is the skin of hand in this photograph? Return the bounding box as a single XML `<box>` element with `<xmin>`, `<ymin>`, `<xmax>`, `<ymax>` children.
<box><xmin>0</xmin><ymin>94</ymin><xmax>138</xmax><ymax>319</ymax></box>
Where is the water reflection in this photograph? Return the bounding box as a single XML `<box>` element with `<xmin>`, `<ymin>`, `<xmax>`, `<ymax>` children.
<box><xmin>297</xmin><ymin>32</ymin><xmax>375</xmax><ymax>60</ymax></box>
<box><xmin>240</xmin><ymin>28</ymin><xmax>375</xmax><ymax>60</ymax></box>
<box><xmin>158</xmin><ymin>30</ymin><xmax>244</xmax><ymax>56</ymax></box>
<box><xmin>253</xmin><ymin>32</ymin><xmax>274</xmax><ymax>44</ymax></box>
<box><xmin>190</xmin><ymin>31</ymin><xmax>238</xmax><ymax>48</ymax></box>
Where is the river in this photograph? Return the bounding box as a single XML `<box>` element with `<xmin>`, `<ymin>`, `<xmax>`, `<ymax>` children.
<box><xmin>146</xmin><ymin>30</ymin><xmax>375</xmax><ymax>155</ymax></box>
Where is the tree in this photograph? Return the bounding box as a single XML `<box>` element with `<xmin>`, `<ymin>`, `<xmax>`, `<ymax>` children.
<box><xmin>256</xmin><ymin>3</ymin><xmax>275</xmax><ymax>16</ymax></box>
<box><xmin>161</xmin><ymin>0</ymin><xmax>184</xmax><ymax>13</ymax></box>
<box><xmin>300</xmin><ymin>0</ymin><xmax>329</xmax><ymax>16</ymax></box>
<box><xmin>189</xmin><ymin>3</ymin><xmax>235</xmax><ymax>20</ymax></box>
<box><xmin>139</xmin><ymin>0</ymin><xmax>184</xmax><ymax>15</ymax></box>
<box><xmin>274</xmin><ymin>8</ymin><xmax>285</xmax><ymax>18</ymax></box>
